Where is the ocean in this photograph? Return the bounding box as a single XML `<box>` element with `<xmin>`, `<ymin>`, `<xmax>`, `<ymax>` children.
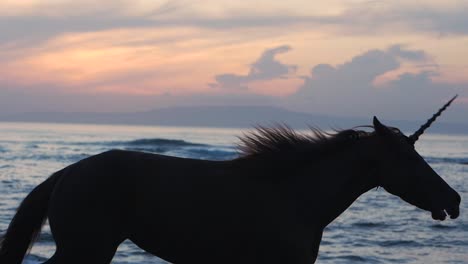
<box><xmin>0</xmin><ymin>122</ymin><xmax>466</xmax><ymax>264</ymax></box>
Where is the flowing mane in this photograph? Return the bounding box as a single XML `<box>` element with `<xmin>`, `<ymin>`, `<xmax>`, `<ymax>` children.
<box><xmin>237</xmin><ymin>125</ymin><xmax>376</xmax><ymax>158</ymax></box>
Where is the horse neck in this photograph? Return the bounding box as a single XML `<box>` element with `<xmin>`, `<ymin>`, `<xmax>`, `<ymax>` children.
<box><xmin>292</xmin><ymin>136</ymin><xmax>380</xmax><ymax>230</ymax></box>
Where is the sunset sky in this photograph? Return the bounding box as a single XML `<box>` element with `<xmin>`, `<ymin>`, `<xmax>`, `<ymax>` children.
<box><xmin>0</xmin><ymin>0</ymin><xmax>467</xmax><ymax>122</ymax></box>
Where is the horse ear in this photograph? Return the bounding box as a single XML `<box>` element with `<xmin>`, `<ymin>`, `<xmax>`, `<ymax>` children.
<box><xmin>373</xmin><ymin>116</ymin><xmax>391</xmax><ymax>136</ymax></box>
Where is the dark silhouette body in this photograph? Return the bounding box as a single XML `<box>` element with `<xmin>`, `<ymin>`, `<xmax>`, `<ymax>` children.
<box><xmin>0</xmin><ymin>115</ymin><xmax>461</xmax><ymax>264</ymax></box>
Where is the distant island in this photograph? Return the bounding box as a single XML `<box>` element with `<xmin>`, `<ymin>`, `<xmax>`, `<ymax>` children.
<box><xmin>1</xmin><ymin>105</ymin><xmax>467</xmax><ymax>134</ymax></box>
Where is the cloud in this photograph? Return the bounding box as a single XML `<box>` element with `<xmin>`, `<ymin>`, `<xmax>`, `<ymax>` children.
<box><xmin>210</xmin><ymin>45</ymin><xmax>296</xmax><ymax>90</ymax></box>
<box><xmin>326</xmin><ymin>1</ymin><xmax>468</xmax><ymax>36</ymax></box>
<box><xmin>387</xmin><ymin>45</ymin><xmax>428</xmax><ymax>61</ymax></box>
<box><xmin>298</xmin><ymin>45</ymin><xmax>428</xmax><ymax>94</ymax></box>
<box><xmin>2</xmin><ymin>1</ymin><xmax>468</xmax><ymax>49</ymax></box>
<box><xmin>0</xmin><ymin>15</ymin><xmax>156</xmax><ymax>46</ymax></box>
<box><xmin>388</xmin><ymin>71</ymin><xmax>436</xmax><ymax>91</ymax></box>
<box><xmin>290</xmin><ymin>45</ymin><xmax>464</xmax><ymax>120</ymax></box>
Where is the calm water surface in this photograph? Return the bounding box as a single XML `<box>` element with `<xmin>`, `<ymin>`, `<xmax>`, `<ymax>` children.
<box><xmin>0</xmin><ymin>122</ymin><xmax>466</xmax><ymax>264</ymax></box>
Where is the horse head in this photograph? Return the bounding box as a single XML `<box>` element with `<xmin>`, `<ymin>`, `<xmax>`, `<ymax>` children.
<box><xmin>372</xmin><ymin>96</ymin><xmax>460</xmax><ymax>221</ymax></box>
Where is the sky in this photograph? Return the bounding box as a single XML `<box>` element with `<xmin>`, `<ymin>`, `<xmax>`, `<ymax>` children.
<box><xmin>0</xmin><ymin>0</ymin><xmax>467</xmax><ymax>123</ymax></box>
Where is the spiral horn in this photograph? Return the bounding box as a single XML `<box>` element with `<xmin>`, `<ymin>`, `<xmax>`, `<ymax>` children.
<box><xmin>408</xmin><ymin>95</ymin><xmax>458</xmax><ymax>144</ymax></box>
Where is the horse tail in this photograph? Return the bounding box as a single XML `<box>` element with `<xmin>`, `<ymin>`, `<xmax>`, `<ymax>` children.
<box><xmin>0</xmin><ymin>170</ymin><xmax>63</xmax><ymax>264</ymax></box>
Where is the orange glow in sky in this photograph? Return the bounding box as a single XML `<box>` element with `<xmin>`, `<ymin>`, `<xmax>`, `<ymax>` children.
<box><xmin>0</xmin><ymin>0</ymin><xmax>467</xmax><ymax>118</ymax></box>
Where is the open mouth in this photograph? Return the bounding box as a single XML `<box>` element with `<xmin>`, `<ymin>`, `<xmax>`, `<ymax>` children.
<box><xmin>431</xmin><ymin>206</ymin><xmax>459</xmax><ymax>221</ymax></box>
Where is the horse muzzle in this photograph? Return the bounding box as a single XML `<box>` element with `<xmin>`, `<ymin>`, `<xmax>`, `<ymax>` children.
<box><xmin>431</xmin><ymin>206</ymin><xmax>459</xmax><ymax>221</ymax></box>
<box><xmin>431</xmin><ymin>192</ymin><xmax>461</xmax><ymax>221</ymax></box>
